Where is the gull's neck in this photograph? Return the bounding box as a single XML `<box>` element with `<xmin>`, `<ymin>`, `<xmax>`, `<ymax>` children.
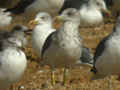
<box><xmin>36</xmin><ymin>22</ymin><xmax>52</xmax><ymax>28</ymax></box>
<box><xmin>61</xmin><ymin>21</ymin><xmax>80</xmax><ymax>36</ymax></box>
<box><xmin>2</xmin><ymin>42</ymin><xmax>20</xmax><ymax>50</ymax></box>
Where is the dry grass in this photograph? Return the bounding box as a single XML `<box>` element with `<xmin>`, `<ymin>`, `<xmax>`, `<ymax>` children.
<box><xmin>1</xmin><ymin>15</ymin><xmax>120</xmax><ymax>90</ymax></box>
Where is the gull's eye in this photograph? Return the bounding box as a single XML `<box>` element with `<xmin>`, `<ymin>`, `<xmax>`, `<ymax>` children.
<box><xmin>41</xmin><ymin>16</ymin><xmax>46</xmax><ymax>20</ymax></box>
<box><xmin>67</xmin><ymin>12</ymin><xmax>73</xmax><ymax>16</ymax></box>
<box><xmin>96</xmin><ymin>2</ymin><xmax>101</xmax><ymax>6</ymax></box>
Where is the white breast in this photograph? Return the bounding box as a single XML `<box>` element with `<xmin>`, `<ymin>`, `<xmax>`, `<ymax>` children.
<box><xmin>0</xmin><ymin>48</ymin><xmax>27</xmax><ymax>89</ymax></box>
<box><xmin>79</xmin><ymin>7</ymin><xmax>103</xmax><ymax>27</ymax></box>
<box><xmin>32</xmin><ymin>25</ymin><xmax>55</xmax><ymax>58</ymax></box>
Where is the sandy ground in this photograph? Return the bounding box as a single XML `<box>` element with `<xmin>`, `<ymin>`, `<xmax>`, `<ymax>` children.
<box><xmin>1</xmin><ymin>15</ymin><xmax>120</xmax><ymax>90</ymax></box>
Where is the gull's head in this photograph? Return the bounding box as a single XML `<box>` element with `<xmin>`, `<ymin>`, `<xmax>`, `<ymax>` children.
<box><xmin>0</xmin><ymin>8</ymin><xmax>11</xmax><ymax>16</ymax></box>
<box><xmin>10</xmin><ymin>25</ymin><xmax>30</xmax><ymax>47</ymax></box>
<box><xmin>0</xmin><ymin>8</ymin><xmax>12</xmax><ymax>27</ymax></box>
<box><xmin>55</xmin><ymin>8</ymin><xmax>80</xmax><ymax>24</ymax></box>
<box><xmin>30</xmin><ymin>12</ymin><xmax>52</xmax><ymax>26</ymax></box>
<box><xmin>90</xmin><ymin>0</ymin><xmax>111</xmax><ymax>16</ymax></box>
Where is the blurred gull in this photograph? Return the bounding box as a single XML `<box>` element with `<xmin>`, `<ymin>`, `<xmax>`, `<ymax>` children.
<box><xmin>0</xmin><ymin>8</ymin><xmax>12</xmax><ymax>27</ymax></box>
<box><xmin>90</xmin><ymin>16</ymin><xmax>120</xmax><ymax>88</ymax></box>
<box><xmin>59</xmin><ymin>0</ymin><xmax>110</xmax><ymax>27</ymax></box>
<box><xmin>0</xmin><ymin>25</ymin><xmax>29</xmax><ymax>90</ymax></box>
<box><xmin>31</xmin><ymin>12</ymin><xmax>55</xmax><ymax>59</ymax></box>
<box><xmin>4</xmin><ymin>0</ymin><xmax>64</xmax><ymax>16</ymax></box>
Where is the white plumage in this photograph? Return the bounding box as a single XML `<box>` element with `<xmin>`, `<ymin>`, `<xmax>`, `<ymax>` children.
<box><xmin>79</xmin><ymin>0</ymin><xmax>109</xmax><ymax>27</ymax></box>
<box><xmin>0</xmin><ymin>8</ymin><xmax>12</xmax><ymax>27</ymax></box>
<box><xmin>32</xmin><ymin>12</ymin><xmax>55</xmax><ymax>58</ymax></box>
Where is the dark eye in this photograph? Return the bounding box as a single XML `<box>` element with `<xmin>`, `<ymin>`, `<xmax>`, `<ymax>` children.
<box><xmin>41</xmin><ymin>16</ymin><xmax>45</xmax><ymax>20</ymax></box>
<box><xmin>96</xmin><ymin>2</ymin><xmax>101</xmax><ymax>6</ymax></box>
<box><xmin>67</xmin><ymin>12</ymin><xmax>73</xmax><ymax>16</ymax></box>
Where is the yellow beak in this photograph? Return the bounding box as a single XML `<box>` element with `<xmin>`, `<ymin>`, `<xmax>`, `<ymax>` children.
<box><xmin>28</xmin><ymin>20</ymin><xmax>38</xmax><ymax>29</ymax></box>
<box><xmin>29</xmin><ymin>20</ymin><xmax>38</xmax><ymax>25</ymax></box>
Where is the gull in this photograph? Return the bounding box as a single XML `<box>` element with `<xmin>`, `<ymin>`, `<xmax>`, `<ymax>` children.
<box><xmin>40</xmin><ymin>8</ymin><xmax>82</xmax><ymax>86</ymax></box>
<box><xmin>4</xmin><ymin>0</ymin><xmax>64</xmax><ymax>16</ymax></box>
<box><xmin>0</xmin><ymin>25</ymin><xmax>29</xmax><ymax>90</ymax></box>
<box><xmin>59</xmin><ymin>0</ymin><xmax>110</xmax><ymax>27</ymax></box>
<box><xmin>90</xmin><ymin>16</ymin><xmax>120</xmax><ymax>89</ymax></box>
<box><xmin>31</xmin><ymin>12</ymin><xmax>55</xmax><ymax>59</ymax></box>
<box><xmin>0</xmin><ymin>8</ymin><xmax>12</xmax><ymax>27</ymax></box>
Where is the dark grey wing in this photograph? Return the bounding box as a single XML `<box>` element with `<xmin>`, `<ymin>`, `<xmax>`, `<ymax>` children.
<box><xmin>91</xmin><ymin>34</ymin><xmax>111</xmax><ymax>73</ymax></box>
<box><xmin>59</xmin><ymin>0</ymin><xmax>89</xmax><ymax>14</ymax></box>
<box><xmin>80</xmin><ymin>46</ymin><xmax>93</xmax><ymax>65</ymax></box>
<box><xmin>93</xmin><ymin>35</ymin><xmax>111</xmax><ymax>63</ymax></box>
<box><xmin>4</xmin><ymin>0</ymin><xmax>36</xmax><ymax>14</ymax></box>
<box><xmin>41</xmin><ymin>31</ymin><xmax>56</xmax><ymax>59</ymax></box>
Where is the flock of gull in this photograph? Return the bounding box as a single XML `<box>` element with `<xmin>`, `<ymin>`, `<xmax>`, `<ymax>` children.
<box><xmin>0</xmin><ymin>0</ymin><xmax>120</xmax><ymax>89</ymax></box>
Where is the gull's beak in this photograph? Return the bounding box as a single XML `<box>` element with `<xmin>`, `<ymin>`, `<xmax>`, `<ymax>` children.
<box><xmin>102</xmin><ymin>9</ymin><xmax>111</xmax><ymax>17</ymax></box>
<box><xmin>53</xmin><ymin>16</ymin><xmax>64</xmax><ymax>29</ymax></box>
<box><xmin>29</xmin><ymin>20</ymin><xmax>38</xmax><ymax>25</ymax></box>
<box><xmin>28</xmin><ymin>20</ymin><xmax>38</xmax><ymax>29</ymax></box>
